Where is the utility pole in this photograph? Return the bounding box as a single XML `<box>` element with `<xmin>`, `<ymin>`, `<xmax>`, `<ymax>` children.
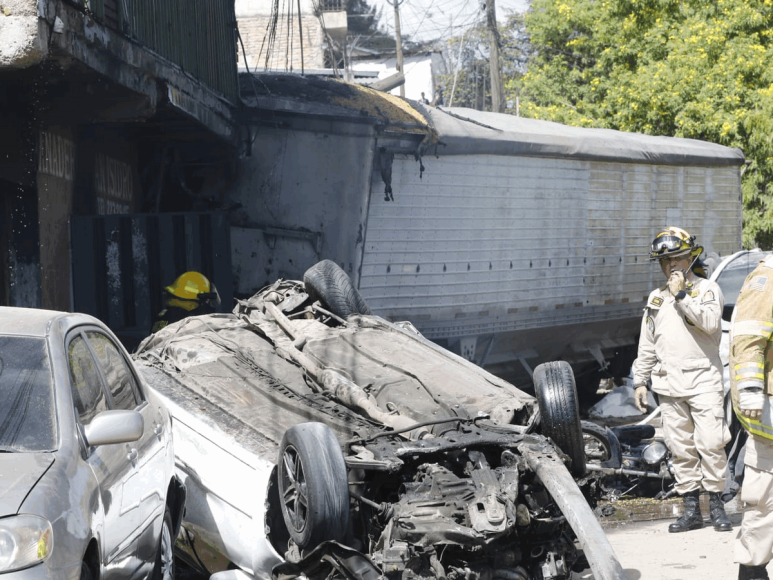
<box><xmin>387</xmin><ymin>0</ymin><xmax>405</xmax><ymax>97</ymax></box>
<box><xmin>485</xmin><ymin>0</ymin><xmax>503</xmax><ymax>112</ymax></box>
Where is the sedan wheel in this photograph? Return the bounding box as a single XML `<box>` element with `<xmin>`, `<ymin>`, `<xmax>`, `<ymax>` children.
<box><xmin>277</xmin><ymin>422</ymin><xmax>349</xmax><ymax>549</ymax></box>
<box><xmin>533</xmin><ymin>361</ymin><xmax>586</xmax><ymax>476</ymax></box>
<box><xmin>152</xmin><ymin>508</ymin><xmax>175</xmax><ymax>580</ymax></box>
<box><xmin>80</xmin><ymin>561</ymin><xmax>94</xmax><ymax>580</ymax></box>
<box><xmin>581</xmin><ymin>420</ymin><xmax>613</xmax><ymax>463</ymax></box>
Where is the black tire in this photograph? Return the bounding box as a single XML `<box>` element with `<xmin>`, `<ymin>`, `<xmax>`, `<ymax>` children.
<box><xmin>278</xmin><ymin>422</ymin><xmax>350</xmax><ymax>549</ymax></box>
<box><xmin>303</xmin><ymin>260</ymin><xmax>371</xmax><ymax>318</ymax></box>
<box><xmin>152</xmin><ymin>507</ymin><xmax>175</xmax><ymax>580</ymax></box>
<box><xmin>80</xmin><ymin>561</ymin><xmax>94</xmax><ymax>580</ymax></box>
<box><xmin>581</xmin><ymin>420</ymin><xmax>613</xmax><ymax>463</ymax></box>
<box><xmin>610</xmin><ymin>424</ymin><xmax>656</xmax><ymax>444</ymax></box>
<box><xmin>533</xmin><ymin>361</ymin><xmax>586</xmax><ymax>477</ymax></box>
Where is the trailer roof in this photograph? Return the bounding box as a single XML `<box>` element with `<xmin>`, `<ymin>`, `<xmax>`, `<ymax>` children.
<box><xmin>422</xmin><ymin>107</ymin><xmax>745</xmax><ymax>166</ymax></box>
<box><xmin>241</xmin><ymin>73</ymin><xmax>745</xmax><ymax>167</ymax></box>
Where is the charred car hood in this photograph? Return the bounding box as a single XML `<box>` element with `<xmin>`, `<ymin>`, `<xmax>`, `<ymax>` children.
<box><xmin>0</xmin><ymin>453</ymin><xmax>55</xmax><ymax>516</ymax></box>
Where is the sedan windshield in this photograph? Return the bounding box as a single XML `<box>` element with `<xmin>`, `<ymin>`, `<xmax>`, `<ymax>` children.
<box><xmin>0</xmin><ymin>336</ymin><xmax>57</xmax><ymax>452</ymax></box>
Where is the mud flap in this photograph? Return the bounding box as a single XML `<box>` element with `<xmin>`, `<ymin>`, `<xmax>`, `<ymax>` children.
<box><xmin>517</xmin><ymin>439</ymin><xmax>629</xmax><ymax>580</ymax></box>
<box><xmin>272</xmin><ymin>541</ymin><xmax>381</xmax><ymax>580</ymax></box>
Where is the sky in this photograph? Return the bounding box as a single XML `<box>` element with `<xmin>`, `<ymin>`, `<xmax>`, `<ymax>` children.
<box><xmin>371</xmin><ymin>0</ymin><xmax>530</xmax><ymax>44</ymax></box>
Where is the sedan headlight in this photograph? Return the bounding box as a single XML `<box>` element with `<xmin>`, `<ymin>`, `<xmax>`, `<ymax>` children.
<box><xmin>0</xmin><ymin>515</ymin><xmax>54</xmax><ymax>573</ymax></box>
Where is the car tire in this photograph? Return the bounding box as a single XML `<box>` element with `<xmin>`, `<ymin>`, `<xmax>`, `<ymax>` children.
<box><xmin>533</xmin><ymin>361</ymin><xmax>586</xmax><ymax>477</ymax></box>
<box><xmin>152</xmin><ymin>507</ymin><xmax>175</xmax><ymax>580</ymax></box>
<box><xmin>80</xmin><ymin>561</ymin><xmax>94</xmax><ymax>580</ymax></box>
<box><xmin>277</xmin><ymin>422</ymin><xmax>350</xmax><ymax>549</ymax></box>
<box><xmin>581</xmin><ymin>420</ymin><xmax>613</xmax><ymax>463</ymax></box>
<box><xmin>303</xmin><ymin>260</ymin><xmax>372</xmax><ymax>318</ymax></box>
<box><xmin>610</xmin><ymin>424</ymin><xmax>656</xmax><ymax>444</ymax></box>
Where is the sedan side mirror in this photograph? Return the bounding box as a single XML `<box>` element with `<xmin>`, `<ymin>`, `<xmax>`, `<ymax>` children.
<box><xmin>84</xmin><ymin>410</ymin><xmax>144</xmax><ymax>447</ymax></box>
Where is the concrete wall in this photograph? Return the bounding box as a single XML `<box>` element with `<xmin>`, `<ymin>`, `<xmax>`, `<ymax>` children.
<box><xmin>0</xmin><ymin>0</ymin><xmax>48</xmax><ymax>69</ymax></box>
<box><xmin>228</xmin><ymin>119</ymin><xmax>376</xmax><ymax>295</ymax></box>
<box><xmin>353</xmin><ymin>55</ymin><xmax>437</xmax><ymax>102</ymax></box>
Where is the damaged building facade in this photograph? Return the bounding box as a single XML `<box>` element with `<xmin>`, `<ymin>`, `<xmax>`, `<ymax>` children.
<box><xmin>0</xmin><ymin>0</ymin><xmax>238</xmax><ymax>345</ymax></box>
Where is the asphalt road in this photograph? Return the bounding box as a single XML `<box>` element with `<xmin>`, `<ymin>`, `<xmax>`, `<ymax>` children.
<box><xmin>576</xmin><ymin>511</ymin><xmax>753</xmax><ymax>580</ymax></box>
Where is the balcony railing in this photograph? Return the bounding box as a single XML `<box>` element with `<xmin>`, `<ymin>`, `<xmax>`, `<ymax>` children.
<box><xmin>87</xmin><ymin>0</ymin><xmax>238</xmax><ymax>101</ymax></box>
<box><xmin>319</xmin><ymin>0</ymin><xmax>345</xmax><ymax>12</ymax></box>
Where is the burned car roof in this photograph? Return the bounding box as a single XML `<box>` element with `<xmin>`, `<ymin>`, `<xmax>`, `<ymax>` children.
<box><xmin>134</xmin><ymin>262</ymin><xmax>627</xmax><ymax>580</ymax></box>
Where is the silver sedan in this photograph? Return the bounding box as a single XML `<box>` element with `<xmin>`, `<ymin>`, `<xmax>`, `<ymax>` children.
<box><xmin>0</xmin><ymin>308</ymin><xmax>184</xmax><ymax>579</ymax></box>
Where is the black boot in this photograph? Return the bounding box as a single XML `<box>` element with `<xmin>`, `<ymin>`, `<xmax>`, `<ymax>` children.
<box><xmin>709</xmin><ymin>492</ymin><xmax>732</xmax><ymax>531</ymax></box>
<box><xmin>668</xmin><ymin>490</ymin><xmax>703</xmax><ymax>533</ymax></box>
<box><xmin>739</xmin><ymin>564</ymin><xmax>770</xmax><ymax>580</ymax></box>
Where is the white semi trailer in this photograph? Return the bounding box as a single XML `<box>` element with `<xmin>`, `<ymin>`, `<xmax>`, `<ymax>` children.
<box><xmin>231</xmin><ymin>76</ymin><xmax>744</xmax><ymax>392</ymax></box>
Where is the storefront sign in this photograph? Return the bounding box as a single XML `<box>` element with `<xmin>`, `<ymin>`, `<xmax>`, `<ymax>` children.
<box><xmin>38</xmin><ymin>131</ymin><xmax>75</xmax><ymax>180</ymax></box>
<box><xmin>94</xmin><ymin>153</ymin><xmax>133</xmax><ymax>214</ymax></box>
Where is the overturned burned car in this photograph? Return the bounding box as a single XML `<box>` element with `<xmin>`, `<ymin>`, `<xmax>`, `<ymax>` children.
<box><xmin>133</xmin><ymin>261</ymin><xmax>627</xmax><ymax>580</ymax></box>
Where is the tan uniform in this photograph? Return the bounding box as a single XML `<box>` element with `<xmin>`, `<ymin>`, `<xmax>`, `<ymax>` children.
<box><xmin>632</xmin><ymin>276</ymin><xmax>729</xmax><ymax>494</ymax></box>
<box><xmin>730</xmin><ymin>255</ymin><xmax>773</xmax><ymax>567</ymax></box>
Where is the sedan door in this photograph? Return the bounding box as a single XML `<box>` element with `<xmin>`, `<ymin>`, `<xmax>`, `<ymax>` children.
<box><xmin>67</xmin><ymin>333</ymin><xmax>132</xmax><ymax>567</ymax></box>
<box><xmin>84</xmin><ymin>331</ymin><xmax>168</xmax><ymax>561</ymax></box>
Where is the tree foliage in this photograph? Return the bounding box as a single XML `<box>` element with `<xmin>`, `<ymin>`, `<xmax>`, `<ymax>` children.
<box><xmin>437</xmin><ymin>15</ymin><xmax>529</xmax><ymax>110</ymax></box>
<box><xmin>512</xmin><ymin>0</ymin><xmax>773</xmax><ymax>249</ymax></box>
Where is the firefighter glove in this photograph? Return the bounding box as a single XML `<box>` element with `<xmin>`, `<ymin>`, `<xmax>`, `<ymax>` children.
<box><xmin>668</xmin><ymin>271</ymin><xmax>686</xmax><ymax>297</ymax></box>
<box><xmin>634</xmin><ymin>385</ymin><xmax>649</xmax><ymax>413</ymax></box>
<box><xmin>738</xmin><ymin>388</ymin><xmax>764</xmax><ymax>420</ymax></box>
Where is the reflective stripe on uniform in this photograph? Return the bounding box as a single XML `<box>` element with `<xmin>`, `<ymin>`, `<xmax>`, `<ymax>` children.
<box><xmin>735</xmin><ymin>412</ymin><xmax>773</xmax><ymax>441</ymax></box>
<box><xmin>735</xmin><ymin>362</ymin><xmax>765</xmax><ymax>374</ymax></box>
<box><xmin>736</xmin><ymin>373</ymin><xmax>766</xmax><ymax>382</ymax></box>
<box><xmin>735</xmin><ymin>362</ymin><xmax>766</xmax><ymax>382</ymax></box>
<box><xmin>737</xmin><ymin>379</ymin><xmax>766</xmax><ymax>390</ymax></box>
<box><xmin>732</xmin><ymin>320</ymin><xmax>773</xmax><ymax>339</ymax></box>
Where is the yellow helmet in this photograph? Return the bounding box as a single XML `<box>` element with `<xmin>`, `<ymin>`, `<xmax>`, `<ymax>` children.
<box><xmin>164</xmin><ymin>271</ymin><xmax>220</xmax><ymax>311</ymax></box>
<box><xmin>649</xmin><ymin>226</ymin><xmax>703</xmax><ymax>261</ymax></box>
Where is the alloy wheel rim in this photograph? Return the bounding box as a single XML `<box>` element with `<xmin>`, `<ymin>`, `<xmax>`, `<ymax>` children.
<box><xmin>281</xmin><ymin>445</ymin><xmax>309</xmax><ymax>533</ymax></box>
<box><xmin>160</xmin><ymin>519</ymin><xmax>174</xmax><ymax>580</ymax></box>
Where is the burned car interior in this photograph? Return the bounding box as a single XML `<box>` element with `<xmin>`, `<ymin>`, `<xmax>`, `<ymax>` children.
<box><xmin>134</xmin><ymin>261</ymin><xmax>627</xmax><ymax>580</ymax></box>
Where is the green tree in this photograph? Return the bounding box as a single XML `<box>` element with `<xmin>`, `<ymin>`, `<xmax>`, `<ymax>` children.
<box><xmin>511</xmin><ymin>0</ymin><xmax>773</xmax><ymax>249</ymax></box>
<box><xmin>438</xmin><ymin>15</ymin><xmax>529</xmax><ymax>110</ymax></box>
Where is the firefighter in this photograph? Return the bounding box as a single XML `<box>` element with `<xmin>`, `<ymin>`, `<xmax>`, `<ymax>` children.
<box><xmin>730</xmin><ymin>254</ymin><xmax>773</xmax><ymax>580</ymax></box>
<box><xmin>632</xmin><ymin>227</ymin><xmax>732</xmax><ymax>533</ymax></box>
<box><xmin>151</xmin><ymin>271</ymin><xmax>221</xmax><ymax>333</ymax></box>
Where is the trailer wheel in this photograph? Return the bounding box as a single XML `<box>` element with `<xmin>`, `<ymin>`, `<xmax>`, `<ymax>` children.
<box><xmin>303</xmin><ymin>260</ymin><xmax>371</xmax><ymax>318</ymax></box>
<box><xmin>278</xmin><ymin>422</ymin><xmax>350</xmax><ymax>549</ymax></box>
<box><xmin>534</xmin><ymin>361</ymin><xmax>586</xmax><ymax>476</ymax></box>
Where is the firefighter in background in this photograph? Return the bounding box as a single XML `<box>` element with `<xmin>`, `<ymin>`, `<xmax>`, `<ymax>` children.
<box><xmin>730</xmin><ymin>254</ymin><xmax>773</xmax><ymax>580</ymax></box>
<box><xmin>632</xmin><ymin>227</ymin><xmax>732</xmax><ymax>533</ymax></box>
<box><xmin>151</xmin><ymin>271</ymin><xmax>220</xmax><ymax>333</ymax></box>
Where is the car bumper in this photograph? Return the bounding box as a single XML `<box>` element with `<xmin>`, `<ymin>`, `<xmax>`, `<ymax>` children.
<box><xmin>1</xmin><ymin>562</ymin><xmax>78</xmax><ymax>580</ymax></box>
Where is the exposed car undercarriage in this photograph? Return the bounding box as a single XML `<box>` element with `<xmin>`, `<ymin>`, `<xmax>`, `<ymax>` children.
<box><xmin>136</xmin><ymin>262</ymin><xmax>625</xmax><ymax>580</ymax></box>
<box><xmin>269</xmin><ymin>425</ymin><xmax>591</xmax><ymax>580</ymax></box>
